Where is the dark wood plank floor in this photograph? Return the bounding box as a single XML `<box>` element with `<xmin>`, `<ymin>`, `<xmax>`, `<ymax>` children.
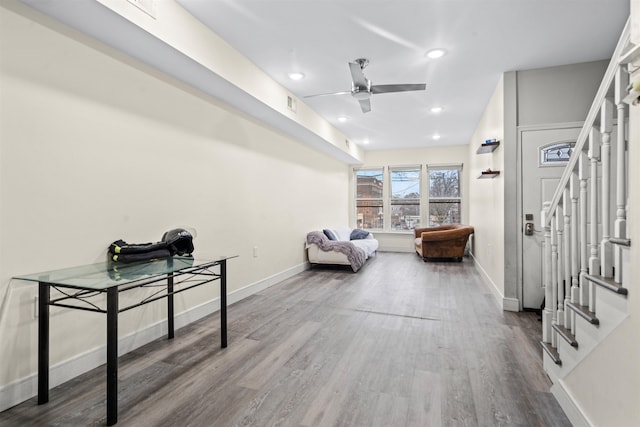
<box><xmin>0</xmin><ymin>252</ymin><xmax>571</xmax><ymax>427</ymax></box>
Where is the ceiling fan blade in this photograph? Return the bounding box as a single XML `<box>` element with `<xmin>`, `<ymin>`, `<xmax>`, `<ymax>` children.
<box><xmin>304</xmin><ymin>91</ymin><xmax>352</xmax><ymax>98</ymax></box>
<box><xmin>371</xmin><ymin>83</ymin><xmax>426</xmax><ymax>94</ymax></box>
<box><xmin>349</xmin><ymin>62</ymin><xmax>368</xmax><ymax>88</ymax></box>
<box><xmin>358</xmin><ymin>98</ymin><xmax>371</xmax><ymax>113</ymax></box>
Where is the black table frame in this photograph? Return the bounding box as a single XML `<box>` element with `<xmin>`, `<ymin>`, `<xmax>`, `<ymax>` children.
<box><xmin>34</xmin><ymin>258</ymin><xmax>230</xmax><ymax>425</ymax></box>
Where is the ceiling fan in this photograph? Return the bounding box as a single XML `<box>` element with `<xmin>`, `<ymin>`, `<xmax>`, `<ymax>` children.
<box><xmin>305</xmin><ymin>58</ymin><xmax>426</xmax><ymax>113</ymax></box>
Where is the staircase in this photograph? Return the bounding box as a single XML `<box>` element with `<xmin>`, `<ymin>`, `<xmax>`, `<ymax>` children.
<box><xmin>539</xmin><ymin>17</ymin><xmax>638</xmax><ymax>424</ymax></box>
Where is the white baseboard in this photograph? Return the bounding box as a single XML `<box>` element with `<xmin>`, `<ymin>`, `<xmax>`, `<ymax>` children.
<box><xmin>378</xmin><ymin>247</ymin><xmax>414</xmax><ymax>253</ymax></box>
<box><xmin>0</xmin><ymin>261</ymin><xmax>309</xmax><ymax>412</ymax></box>
<box><xmin>550</xmin><ymin>380</ymin><xmax>593</xmax><ymax>427</ymax></box>
<box><xmin>469</xmin><ymin>252</ymin><xmax>518</xmax><ymax>311</ymax></box>
<box><xmin>502</xmin><ymin>297</ymin><xmax>520</xmax><ymax>312</ymax></box>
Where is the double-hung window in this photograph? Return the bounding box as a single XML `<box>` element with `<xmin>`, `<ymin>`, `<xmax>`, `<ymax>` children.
<box><xmin>389</xmin><ymin>166</ymin><xmax>421</xmax><ymax>231</ymax></box>
<box><xmin>355</xmin><ymin>168</ymin><xmax>384</xmax><ymax>230</ymax></box>
<box><xmin>428</xmin><ymin>165</ymin><xmax>462</xmax><ymax>226</ymax></box>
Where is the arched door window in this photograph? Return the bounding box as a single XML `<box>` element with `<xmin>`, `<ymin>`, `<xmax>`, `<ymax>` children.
<box><xmin>540</xmin><ymin>142</ymin><xmax>575</xmax><ymax>165</ymax></box>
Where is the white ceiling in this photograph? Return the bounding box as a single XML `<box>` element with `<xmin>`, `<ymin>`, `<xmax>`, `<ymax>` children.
<box><xmin>177</xmin><ymin>0</ymin><xmax>629</xmax><ymax>151</ymax></box>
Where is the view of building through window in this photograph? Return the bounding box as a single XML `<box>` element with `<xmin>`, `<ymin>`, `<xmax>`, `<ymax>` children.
<box><xmin>355</xmin><ymin>169</ymin><xmax>383</xmax><ymax>229</ymax></box>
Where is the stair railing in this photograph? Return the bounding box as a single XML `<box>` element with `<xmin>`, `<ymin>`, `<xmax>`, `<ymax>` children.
<box><xmin>541</xmin><ymin>18</ymin><xmax>631</xmax><ymax>356</ymax></box>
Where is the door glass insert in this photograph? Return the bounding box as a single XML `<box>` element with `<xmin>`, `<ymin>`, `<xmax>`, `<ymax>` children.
<box><xmin>540</xmin><ymin>142</ymin><xmax>575</xmax><ymax>165</ymax></box>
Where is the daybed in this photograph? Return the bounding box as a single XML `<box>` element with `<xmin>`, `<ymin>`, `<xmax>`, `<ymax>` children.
<box><xmin>414</xmin><ymin>224</ymin><xmax>474</xmax><ymax>261</ymax></box>
<box><xmin>306</xmin><ymin>226</ymin><xmax>378</xmax><ymax>272</ymax></box>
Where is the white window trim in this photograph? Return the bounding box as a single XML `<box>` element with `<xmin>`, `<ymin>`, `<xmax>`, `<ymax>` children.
<box><xmin>389</xmin><ymin>165</ymin><xmax>422</xmax><ymax>232</ymax></box>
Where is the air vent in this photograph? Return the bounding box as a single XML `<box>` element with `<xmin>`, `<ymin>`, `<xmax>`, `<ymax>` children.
<box><xmin>287</xmin><ymin>95</ymin><xmax>297</xmax><ymax>113</ymax></box>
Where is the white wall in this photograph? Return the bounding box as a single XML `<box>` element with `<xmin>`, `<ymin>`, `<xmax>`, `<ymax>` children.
<box><xmin>467</xmin><ymin>76</ymin><xmax>506</xmax><ymax>301</ymax></box>
<box><xmin>0</xmin><ymin>3</ymin><xmax>348</xmax><ymax>401</ymax></box>
<box><xmin>355</xmin><ymin>145</ymin><xmax>469</xmax><ymax>251</ymax></box>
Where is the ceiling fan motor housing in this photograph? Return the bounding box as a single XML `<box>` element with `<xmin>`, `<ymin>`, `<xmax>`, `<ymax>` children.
<box><xmin>352</xmin><ymin>80</ymin><xmax>372</xmax><ymax>99</ymax></box>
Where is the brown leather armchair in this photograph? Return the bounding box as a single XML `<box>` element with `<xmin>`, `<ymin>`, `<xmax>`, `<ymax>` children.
<box><xmin>414</xmin><ymin>224</ymin><xmax>474</xmax><ymax>261</ymax></box>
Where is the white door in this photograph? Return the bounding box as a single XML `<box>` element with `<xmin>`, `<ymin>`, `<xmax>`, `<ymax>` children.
<box><xmin>521</xmin><ymin>126</ymin><xmax>581</xmax><ymax>309</ymax></box>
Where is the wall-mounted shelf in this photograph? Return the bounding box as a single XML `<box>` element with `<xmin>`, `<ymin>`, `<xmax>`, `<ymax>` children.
<box><xmin>476</xmin><ymin>140</ymin><xmax>500</xmax><ymax>154</ymax></box>
<box><xmin>478</xmin><ymin>170</ymin><xmax>500</xmax><ymax>179</ymax></box>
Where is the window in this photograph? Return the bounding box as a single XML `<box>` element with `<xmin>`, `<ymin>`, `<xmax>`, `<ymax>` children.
<box><xmin>540</xmin><ymin>142</ymin><xmax>575</xmax><ymax>165</ymax></box>
<box><xmin>428</xmin><ymin>166</ymin><xmax>462</xmax><ymax>226</ymax></box>
<box><xmin>353</xmin><ymin>164</ymin><xmax>463</xmax><ymax>231</ymax></box>
<box><xmin>355</xmin><ymin>169</ymin><xmax>384</xmax><ymax>230</ymax></box>
<box><xmin>390</xmin><ymin>167</ymin><xmax>421</xmax><ymax>231</ymax></box>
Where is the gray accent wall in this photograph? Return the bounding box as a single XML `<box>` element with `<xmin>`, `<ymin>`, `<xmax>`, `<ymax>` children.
<box><xmin>517</xmin><ymin>60</ymin><xmax>609</xmax><ymax>125</ymax></box>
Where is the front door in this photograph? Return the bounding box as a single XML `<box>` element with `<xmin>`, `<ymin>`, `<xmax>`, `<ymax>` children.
<box><xmin>521</xmin><ymin>126</ymin><xmax>581</xmax><ymax>309</ymax></box>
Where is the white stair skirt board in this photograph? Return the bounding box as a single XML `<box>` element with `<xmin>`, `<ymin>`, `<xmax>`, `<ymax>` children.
<box><xmin>0</xmin><ymin>261</ymin><xmax>310</xmax><ymax>413</ymax></box>
<box><xmin>550</xmin><ymin>288</ymin><xmax>629</xmax><ymax>377</ymax></box>
<box><xmin>551</xmin><ymin>380</ymin><xmax>592</xmax><ymax>427</ymax></box>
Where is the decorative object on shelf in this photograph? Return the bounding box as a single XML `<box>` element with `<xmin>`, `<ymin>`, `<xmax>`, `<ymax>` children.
<box><xmin>478</xmin><ymin>168</ymin><xmax>500</xmax><ymax>179</ymax></box>
<box><xmin>476</xmin><ymin>138</ymin><xmax>500</xmax><ymax>154</ymax></box>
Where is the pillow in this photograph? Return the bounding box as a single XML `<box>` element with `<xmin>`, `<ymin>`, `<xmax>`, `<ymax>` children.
<box><xmin>350</xmin><ymin>229</ymin><xmax>370</xmax><ymax>240</ymax></box>
<box><xmin>334</xmin><ymin>226</ymin><xmax>353</xmax><ymax>241</ymax></box>
<box><xmin>323</xmin><ymin>229</ymin><xmax>338</xmax><ymax>241</ymax></box>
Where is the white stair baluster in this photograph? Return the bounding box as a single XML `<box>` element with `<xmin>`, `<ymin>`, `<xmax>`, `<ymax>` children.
<box><xmin>579</xmin><ymin>153</ymin><xmax>589</xmax><ymax>308</ymax></box>
<box><xmin>542</xmin><ymin>202</ymin><xmax>553</xmax><ymax>344</ymax></box>
<box><xmin>551</xmin><ymin>209</ymin><xmax>559</xmax><ymax>347</ymax></box>
<box><xmin>600</xmin><ymin>99</ymin><xmax>614</xmax><ymax>278</ymax></box>
<box><xmin>588</xmin><ymin>127</ymin><xmax>600</xmax><ymax>313</ymax></box>
<box><xmin>563</xmin><ymin>189</ymin><xmax>572</xmax><ymax>328</ymax></box>
<box><xmin>614</xmin><ymin>66</ymin><xmax>629</xmax><ymax>283</ymax></box>
<box><xmin>556</xmin><ymin>205</ymin><xmax>565</xmax><ymax>328</ymax></box>
<box><xmin>570</xmin><ymin>172</ymin><xmax>580</xmax><ymax>334</ymax></box>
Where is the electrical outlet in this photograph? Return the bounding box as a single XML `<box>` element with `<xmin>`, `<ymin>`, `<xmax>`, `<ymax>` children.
<box><xmin>253</xmin><ymin>246</ymin><xmax>258</xmax><ymax>258</ymax></box>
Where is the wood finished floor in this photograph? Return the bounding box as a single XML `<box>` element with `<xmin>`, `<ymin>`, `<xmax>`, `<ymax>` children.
<box><xmin>0</xmin><ymin>252</ymin><xmax>571</xmax><ymax>427</ymax></box>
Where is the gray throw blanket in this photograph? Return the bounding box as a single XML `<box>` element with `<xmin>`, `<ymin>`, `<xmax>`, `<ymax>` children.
<box><xmin>306</xmin><ymin>231</ymin><xmax>366</xmax><ymax>272</ymax></box>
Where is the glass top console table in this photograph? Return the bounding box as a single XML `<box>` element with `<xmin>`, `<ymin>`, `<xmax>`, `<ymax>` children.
<box><xmin>15</xmin><ymin>255</ymin><xmax>237</xmax><ymax>426</ymax></box>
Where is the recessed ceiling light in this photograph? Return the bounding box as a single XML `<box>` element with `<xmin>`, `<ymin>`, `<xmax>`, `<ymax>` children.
<box><xmin>362</xmin><ymin>139</ymin><xmax>370</xmax><ymax>145</ymax></box>
<box><xmin>288</xmin><ymin>72</ymin><xmax>305</xmax><ymax>81</ymax></box>
<box><xmin>426</xmin><ymin>48</ymin><xmax>446</xmax><ymax>59</ymax></box>
<box><xmin>337</xmin><ymin>116</ymin><xmax>348</xmax><ymax>122</ymax></box>
<box><xmin>430</xmin><ymin>106</ymin><xmax>443</xmax><ymax>114</ymax></box>
<box><xmin>432</xmin><ymin>134</ymin><xmax>441</xmax><ymax>140</ymax></box>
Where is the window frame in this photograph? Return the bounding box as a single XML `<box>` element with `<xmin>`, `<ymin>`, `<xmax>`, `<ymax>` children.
<box><xmin>427</xmin><ymin>164</ymin><xmax>463</xmax><ymax>227</ymax></box>
<box><xmin>388</xmin><ymin>165</ymin><xmax>422</xmax><ymax>231</ymax></box>
<box><xmin>352</xmin><ymin>163</ymin><xmax>464</xmax><ymax>233</ymax></box>
<box><xmin>354</xmin><ymin>167</ymin><xmax>385</xmax><ymax>231</ymax></box>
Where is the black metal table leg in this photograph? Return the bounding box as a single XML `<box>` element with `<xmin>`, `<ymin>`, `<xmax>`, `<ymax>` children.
<box><xmin>37</xmin><ymin>282</ymin><xmax>49</xmax><ymax>405</ymax></box>
<box><xmin>167</xmin><ymin>272</ymin><xmax>174</xmax><ymax>339</ymax></box>
<box><xmin>220</xmin><ymin>260</ymin><xmax>227</xmax><ymax>348</ymax></box>
<box><xmin>106</xmin><ymin>288</ymin><xmax>118</xmax><ymax>426</ymax></box>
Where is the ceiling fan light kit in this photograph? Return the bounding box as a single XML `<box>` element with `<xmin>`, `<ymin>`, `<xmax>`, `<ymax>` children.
<box><xmin>305</xmin><ymin>57</ymin><xmax>427</xmax><ymax>113</ymax></box>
